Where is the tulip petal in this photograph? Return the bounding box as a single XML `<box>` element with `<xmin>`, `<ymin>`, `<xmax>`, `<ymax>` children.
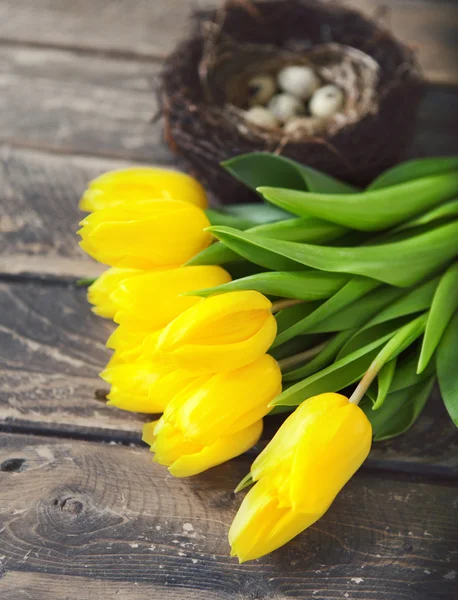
<box><xmin>80</xmin><ymin>167</ymin><xmax>208</xmax><ymax>212</ymax></box>
<box><xmin>112</xmin><ymin>266</ymin><xmax>231</xmax><ymax>330</ymax></box>
<box><xmin>88</xmin><ymin>267</ymin><xmax>142</xmax><ymax>318</ymax></box>
<box><xmin>168</xmin><ymin>420</ymin><xmax>263</xmax><ymax>477</ymax></box>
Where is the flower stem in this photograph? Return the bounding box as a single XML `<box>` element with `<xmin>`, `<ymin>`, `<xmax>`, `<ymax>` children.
<box><xmin>271</xmin><ymin>298</ymin><xmax>303</xmax><ymax>313</ymax></box>
<box><xmin>349</xmin><ymin>313</ymin><xmax>428</xmax><ymax>405</ymax></box>
<box><xmin>278</xmin><ymin>341</ymin><xmax>328</xmax><ymax>371</ymax></box>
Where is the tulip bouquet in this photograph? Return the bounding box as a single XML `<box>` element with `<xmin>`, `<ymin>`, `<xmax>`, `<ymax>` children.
<box><xmin>77</xmin><ymin>153</ymin><xmax>458</xmax><ymax>562</ymax></box>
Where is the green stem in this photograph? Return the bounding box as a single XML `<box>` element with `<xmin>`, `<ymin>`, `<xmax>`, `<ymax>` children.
<box><xmin>271</xmin><ymin>298</ymin><xmax>304</xmax><ymax>313</ymax></box>
<box><xmin>277</xmin><ymin>341</ymin><xmax>328</xmax><ymax>371</ymax></box>
<box><xmin>349</xmin><ymin>313</ymin><xmax>428</xmax><ymax>405</ymax></box>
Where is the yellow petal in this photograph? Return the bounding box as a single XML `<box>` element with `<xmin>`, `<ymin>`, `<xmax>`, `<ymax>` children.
<box><xmin>78</xmin><ymin>199</ymin><xmax>211</xmax><ymax>269</ymax></box>
<box><xmin>157</xmin><ymin>291</ymin><xmax>277</xmax><ymax>373</ymax></box>
<box><xmin>290</xmin><ymin>403</ymin><xmax>372</xmax><ymax>512</ymax></box>
<box><xmin>251</xmin><ymin>393</ymin><xmax>348</xmax><ymax>481</ymax></box>
<box><xmin>80</xmin><ymin>167</ymin><xmax>208</xmax><ymax>212</ymax></box>
<box><xmin>112</xmin><ymin>266</ymin><xmax>231</xmax><ymax>330</ymax></box>
<box><xmin>168</xmin><ymin>420</ymin><xmax>263</xmax><ymax>477</ymax></box>
<box><xmin>142</xmin><ymin>420</ymin><xmax>160</xmax><ymax>447</ymax></box>
<box><xmin>87</xmin><ymin>267</ymin><xmax>142</xmax><ymax>319</ymax></box>
<box><xmin>165</xmin><ymin>354</ymin><xmax>281</xmax><ymax>444</ymax></box>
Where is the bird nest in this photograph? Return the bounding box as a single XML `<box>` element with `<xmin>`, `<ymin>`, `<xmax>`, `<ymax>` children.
<box><xmin>160</xmin><ymin>0</ymin><xmax>423</xmax><ymax>204</ymax></box>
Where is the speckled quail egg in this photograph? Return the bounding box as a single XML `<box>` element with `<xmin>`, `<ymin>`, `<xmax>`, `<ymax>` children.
<box><xmin>247</xmin><ymin>75</ymin><xmax>277</xmax><ymax>106</ymax></box>
<box><xmin>277</xmin><ymin>65</ymin><xmax>320</xmax><ymax>100</ymax></box>
<box><xmin>284</xmin><ymin>116</ymin><xmax>327</xmax><ymax>138</ymax></box>
<box><xmin>267</xmin><ymin>93</ymin><xmax>305</xmax><ymax>123</ymax></box>
<box><xmin>244</xmin><ymin>106</ymin><xmax>279</xmax><ymax>129</ymax></box>
<box><xmin>309</xmin><ymin>84</ymin><xmax>344</xmax><ymax>119</ymax></box>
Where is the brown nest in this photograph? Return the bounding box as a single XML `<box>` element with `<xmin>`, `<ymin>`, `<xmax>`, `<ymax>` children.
<box><xmin>160</xmin><ymin>0</ymin><xmax>423</xmax><ymax>204</ymax></box>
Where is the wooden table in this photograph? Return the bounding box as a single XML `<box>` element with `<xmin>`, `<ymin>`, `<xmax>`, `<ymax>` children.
<box><xmin>0</xmin><ymin>1</ymin><xmax>457</xmax><ymax>598</ymax></box>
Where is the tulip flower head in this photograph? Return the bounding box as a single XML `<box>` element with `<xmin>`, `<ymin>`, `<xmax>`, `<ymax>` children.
<box><xmin>78</xmin><ymin>199</ymin><xmax>212</xmax><ymax>269</ymax></box>
<box><xmin>87</xmin><ymin>267</ymin><xmax>142</xmax><ymax>319</ymax></box>
<box><xmin>155</xmin><ymin>290</ymin><xmax>278</xmax><ymax>373</ymax></box>
<box><xmin>229</xmin><ymin>393</ymin><xmax>372</xmax><ymax>562</ymax></box>
<box><xmin>142</xmin><ymin>354</ymin><xmax>282</xmax><ymax>476</ymax></box>
<box><xmin>101</xmin><ymin>359</ymin><xmax>197</xmax><ymax>414</ymax></box>
<box><xmin>106</xmin><ymin>324</ymin><xmax>162</xmax><ymax>365</ymax></box>
<box><xmin>80</xmin><ymin>167</ymin><xmax>208</xmax><ymax>212</ymax></box>
<box><xmin>111</xmin><ymin>266</ymin><xmax>231</xmax><ymax>330</ymax></box>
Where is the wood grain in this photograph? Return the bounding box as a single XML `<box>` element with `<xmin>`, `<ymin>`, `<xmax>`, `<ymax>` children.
<box><xmin>0</xmin><ymin>147</ymin><xmax>146</xmax><ymax>279</ymax></box>
<box><xmin>0</xmin><ymin>0</ymin><xmax>457</xmax><ymax>84</ymax></box>
<box><xmin>0</xmin><ymin>280</ymin><xmax>456</xmax><ymax>475</ymax></box>
<box><xmin>0</xmin><ymin>45</ymin><xmax>171</xmax><ymax>162</ymax></box>
<box><xmin>0</xmin><ymin>432</ymin><xmax>457</xmax><ymax>600</ymax></box>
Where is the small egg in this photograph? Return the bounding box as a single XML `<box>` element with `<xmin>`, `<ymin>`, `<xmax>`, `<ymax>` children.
<box><xmin>268</xmin><ymin>93</ymin><xmax>305</xmax><ymax>123</ymax></box>
<box><xmin>277</xmin><ymin>65</ymin><xmax>320</xmax><ymax>100</ymax></box>
<box><xmin>309</xmin><ymin>85</ymin><xmax>344</xmax><ymax>119</ymax></box>
<box><xmin>244</xmin><ymin>106</ymin><xmax>279</xmax><ymax>130</ymax></box>
<box><xmin>247</xmin><ymin>75</ymin><xmax>277</xmax><ymax>106</ymax></box>
<box><xmin>284</xmin><ymin>116</ymin><xmax>327</xmax><ymax>138</ymax></box>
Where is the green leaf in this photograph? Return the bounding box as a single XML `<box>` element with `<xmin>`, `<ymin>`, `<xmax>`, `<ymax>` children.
<box><xmin>366</xmin><ymin>277</ymin><xmax>439</xmax><ymax>328</ymax></box>
<box><xmin>362</xmin><ymin>377</ymin><xmax>435</xmax><ymax>441</ymax></box>
<box><xmin>209</xmin><ymin>221</ymin><xmax>458</xmax><ymax>287</ymax></box>
<box><xmin>282</xmin><ymin>329</ymin><xmax>355</xmax><ymax>382</ymax></box>
<box><xmin>259</xmin><ymin>171</ymin><xmax>458</xmax><ymax>231</ymax></box>
<box><xmin>368</xmin><ymin>156</ymin><xmax>458</xmax><ymax>190</ymax></box>
<box><xmin>273</xmin><ymin>277</ymin><xmax>379</xmax><ymax>347</ymax></box>
<box><xmin>223</xmin><ymin>152</ymin><xmax>358</xmax><ymax>194</ymax></box>
<box><xmin>436</xmin><ymin>311</ymin><xmax>458</xmax><ymax>426</ymax></box>
<box><xmin>270</xmin><ymin>334</ymin><xmax>325</xmax><ymax>361</ymax></box>
<box><xmin>225</xmin><ymin>203</ymin><xmax>291</xmax><ymax>223</ymax></box>
<box><xmin>205</xmin><ymin>227</ymin><xmax>303</xmax><ymax>271</ymax></box>
<box><xmin>189</xmin><ymin>270</ymin><xmax>348</xmax><ymax>301</ymax></box>
<box><xmin>371</xmin><ymin>313</ymin><xmax>429</xmax><ymax>366</ymax></box>
<box><xmin>307</xmin><ymin>285</ymin><xmax>405</xmax><ymax>333</ymax></box>
<box><xmin>373</xmin><ymin>345</ymin><xmax>435</xmax><ymax>396</ymax></box>
<box><xmin>272</xmin><ymin>331</ymin><xmax>398</xmax><ymax>407</ymax></box>
<box><xmin>205</xmin><ymin>208</ymin><xmax>255</xmax><ymax>229</ymax></box>
<box><xmin>337</xmin><ymin>318</ymin><xmax>411</xmax><ymax>360</ymax></box>
<box><xmin>189</xmin><ymin>216</ymin><xmax>347</xmax><ymax>266</ymax></box>
<box><xmin>418</xmin><ymin>262</ymin><xmax>458</xmax><ymax>373</ymax></box>
<box><xmin>76</xmin><ymin>277</ymin><xmax>97</xmax><ymax>286</ymax></box>
<box><xmin>390</xmin><ymin>199</ymin><xmax>458</xmax><ymax>235</ymax></box>
<box><xmin>372</xmin><ymin>358</ymin><xmax>397</xmax><ymax>410</ymax></box>
<box><xmin>275</xmin><ymin>302</ymin><xmax>321</xmax><ymax>334</ymax></box>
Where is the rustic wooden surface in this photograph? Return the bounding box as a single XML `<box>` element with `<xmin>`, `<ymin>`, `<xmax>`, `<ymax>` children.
<box><xmin>1</xmin><ymin>433</ymin><xmax>457</xmax><ymax>600</ymax></box>
<box><xmin>0</xmin><ymin>1</ymin><xmax>457</xmax><ymax>598</ymax></box>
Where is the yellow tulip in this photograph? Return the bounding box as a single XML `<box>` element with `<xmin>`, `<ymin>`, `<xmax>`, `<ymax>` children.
<box><xmin>101</xmin><ymin>360</ymin><xmax>197</xmax><ymax>414</ymax></box>
<box><xmin>80</xmin><ymin>167</ymin><xmax>208</xmax><ymax>212</ymax></box>
<box><xmin>111</xmin><ymin>266</ymin><xmax>231</xmax><ymax>330</ymax></box>
<box><xmin>229</xmin><ymin>393</ymin><xmax>372</xmax><ymax>562</ymax></box>
<box><xmin>142</xmin><ymin>354</ymin><xmax>282</xmax><ymax>476</ymax></box>
<box><xmin>87</xmin><ymin>267</ymin><xmax>142</xmax><ymax>319</ymax></box>
<box><xmin>106</xmin><ymin>324</ymin><xmax>161</xmax><ymax>364</ymax></box>
<box><xmin>155</xmin><ymin>291</ymin><xmax>278</xmax><ymax>373</ymax></box>
<box><xmin>78</xmin><ymin>199</ymin><xmax>212</xmax><ymax>269</ymax></box>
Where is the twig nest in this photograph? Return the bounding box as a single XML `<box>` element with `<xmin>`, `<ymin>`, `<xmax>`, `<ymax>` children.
<box><xmin>268</xmin><ymin>93</ymin><xmax>305</xmax><ymax>123</ymax></box>
<box><xmin>278</xmin><ymin>66</ymin><xmax>320</xmax><ymax>100</ymax></box>
<box><xmin>247</xmin><ymin>75</ymin><xmax>276</xmax><ymax>106</ymax></box>
<box><xmin>160</xmin><ymin>0</ymin><xmax>423</xmax><ymax>204</ymax></box>
<box><xmin>244</xmin><ymin>106</ymin><xmax>278</xmax><ymax>129</ymax></box>
<box><xmin>309</xmin><ymin>85</ymin><xmax>344</xmax><ymax>119</ymax></box>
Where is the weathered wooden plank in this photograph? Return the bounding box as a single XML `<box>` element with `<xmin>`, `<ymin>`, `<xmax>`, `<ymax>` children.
<box><xmin>0</xmin><ymin>0</ymin><xmax>457</xmax><ymax>84</ymax></box>
<box><xmin>0</xmin><ymin>146</ymin><xmax>138</xmax><ymax>279</ymax></box>
<box><xmin>0</xmin><ymin>572</ymin><xmax>222</xmax><ymax>600</ymax></box>
<box><xmin>0</xmin><ymin>46</ymin><xmax>169</xmax><ymax>162</ymax></box>
<box><xmin>0</xmin><ymin>280</ymin><xmax>456</xmax><ymax>474</ymax></box>
<box><xmin>0</xmin><ymin>432</ymin><xmax>457</xmax><ymax>600</ymax></box>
